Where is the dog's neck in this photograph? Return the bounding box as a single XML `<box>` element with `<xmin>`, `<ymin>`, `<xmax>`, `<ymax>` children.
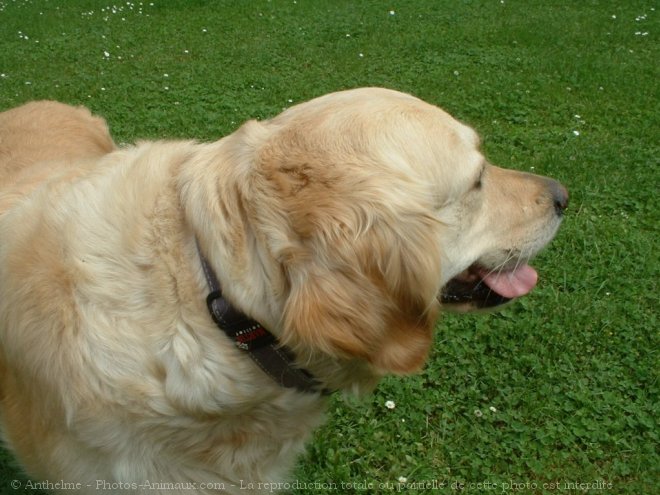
<box><xmin>177</xmin><ymin>136</ymin><xmax>383</xmax><ymax>396</ymax></box>
<box><xmin>195</xmin><ymin>240</ymin><xmax>330</xmax><ymax>395</ymax></box>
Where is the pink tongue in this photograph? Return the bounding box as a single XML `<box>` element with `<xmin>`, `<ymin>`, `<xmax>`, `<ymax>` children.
<box><xmin>478</xmin><ymin>264</ymin><xmax>538</xmax><ymax>299</ymax></box>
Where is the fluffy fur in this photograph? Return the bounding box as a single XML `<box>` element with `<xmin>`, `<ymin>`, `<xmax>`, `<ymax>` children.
<box><xmin>0</xmin><ymin>89</ymin><xmax>565</xmax><ymax>493</ymax></box>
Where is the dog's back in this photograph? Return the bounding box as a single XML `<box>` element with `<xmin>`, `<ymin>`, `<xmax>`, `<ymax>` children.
<box><xmin>0</xmin><ymin>101</ymin><xmax>115</xmax><ymax>213</ymax></box>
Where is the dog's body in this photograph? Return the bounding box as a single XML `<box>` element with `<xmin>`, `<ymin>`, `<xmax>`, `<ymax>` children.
<box><xmin>0</xmin><ymin>89</ymin><xmax>567</xmax><ymax>492</ymax></box>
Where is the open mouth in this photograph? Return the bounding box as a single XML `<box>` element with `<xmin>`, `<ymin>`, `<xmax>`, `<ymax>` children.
<box><xmin>440</xmin><ymin>263</ymin><xmax>539</xmax><ymax>309</ymax></box>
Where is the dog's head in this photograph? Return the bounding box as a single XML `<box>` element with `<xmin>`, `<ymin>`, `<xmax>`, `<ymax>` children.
<box><xmin>227</xmin><ymin>88</ymin><xmax>566</xmax><ymax>377</ymax></box>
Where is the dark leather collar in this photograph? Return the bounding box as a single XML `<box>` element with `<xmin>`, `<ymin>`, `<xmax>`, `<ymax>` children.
<box><xmin>196</xmin><ymin>241</ymin><xmax>330</xmax><ymax>395</ymax></box>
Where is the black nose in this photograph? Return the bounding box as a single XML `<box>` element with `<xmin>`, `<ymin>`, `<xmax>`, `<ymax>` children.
<box><xmin>549</xmin><ymin>180</ymin><xmax>569</xmax><ymax>216</ymax></box>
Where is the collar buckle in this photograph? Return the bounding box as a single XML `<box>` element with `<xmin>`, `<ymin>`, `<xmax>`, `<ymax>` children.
<box><xmin>206</xmin><ymin>290</ymin><xmax>275</xmax><ymax>351</ymax></box>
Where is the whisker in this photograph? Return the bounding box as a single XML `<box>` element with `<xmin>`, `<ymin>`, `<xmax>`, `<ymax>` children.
<box><xmin>475</xmin><ymin>250</ymin><xmax>517</xmax><ymax>299</ymax></box>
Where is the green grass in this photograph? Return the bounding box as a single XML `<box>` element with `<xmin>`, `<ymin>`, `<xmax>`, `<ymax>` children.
<box><xmin>1</xmin><ymin>0</ymin><xmax>658</xmax><ymax>493</ymax></box>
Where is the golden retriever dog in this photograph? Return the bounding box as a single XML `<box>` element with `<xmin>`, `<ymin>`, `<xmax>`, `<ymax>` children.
<box><xmin>0</xmin><ymin>88</ymin><xmax>567</xmax><ymax>493</ymax></box>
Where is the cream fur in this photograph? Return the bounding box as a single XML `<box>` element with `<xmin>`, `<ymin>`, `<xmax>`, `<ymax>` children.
<box><xmin>0</xmin><ymin>89</ymin><xmax>564</xmax><ymax>493</ymax></box>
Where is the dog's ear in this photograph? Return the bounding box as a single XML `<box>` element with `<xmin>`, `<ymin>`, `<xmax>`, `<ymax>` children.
<box><xmin>254</xmin><ymin>122</ymin><xmax>442</xmax><ymax>374</ymax></box>
<box><xmin>281</xmin><ymin>218</ymin><xmax>441</xmax><ymax>375</ymax></box>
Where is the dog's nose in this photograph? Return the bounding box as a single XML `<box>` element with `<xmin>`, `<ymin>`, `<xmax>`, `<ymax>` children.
<box><xmin>549</xmin><ymin>180</ymin><xmax>569</xmax><ymax>216</ymax></box>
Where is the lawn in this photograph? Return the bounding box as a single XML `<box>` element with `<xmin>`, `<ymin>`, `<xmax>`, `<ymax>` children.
<box><xmin>0</xmin><ymin>0</ymin><xmax>657</xmax><ymax>494</ymax></box>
